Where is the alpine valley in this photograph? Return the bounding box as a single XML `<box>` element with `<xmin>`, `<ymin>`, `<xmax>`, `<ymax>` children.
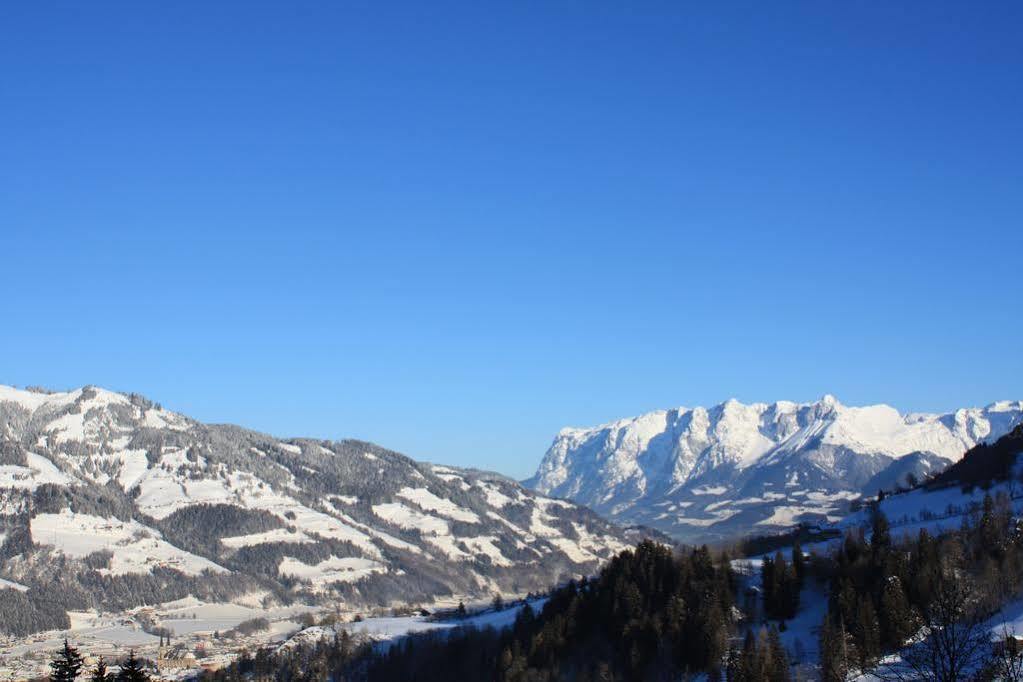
<box><xmin>527</xmin><ymin>395</ymin><xmax>1023</xmax><ymax>542</ymax></box>
<box><xmin>0</xmin><ymin>385</ymin><xmax>631</xmax><ymax>641</ymax></box>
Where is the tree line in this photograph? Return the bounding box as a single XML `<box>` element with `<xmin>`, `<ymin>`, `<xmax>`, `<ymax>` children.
<box><xmin>815</xmin><ymin>491</ymin><xmax>1023</xmax><ymax>680</ymax></box>
<box><xmin>191</xmin><ymin>540</ymin><xmax>740</xmax><ymax>681</ymax></box>
<box><xmin>46</xmin><ymin>640</ymin><xmax>151</xmax><ymax>682</ymax></box>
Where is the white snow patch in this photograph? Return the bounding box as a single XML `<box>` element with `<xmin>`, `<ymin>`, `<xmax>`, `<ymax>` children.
<box><xmin>477</xmin><ymin>482</ymin><xmax>516</xmax><ymax>508</ymax></box>
<box><xmin>221</xmin><ymin>528</ymin><xmax>313</xmax><ymax>549</ymax></box>
<box><xmin>0</xmin><ymin>452</ymin><xmax>74</xmax><ymax>490</ymax></box>
<box><xmin>279</xmin><ymin>555</ymin><xmax>385</xmax><ymax>588</ymax></box>
<box><xmin>692</xmin><ymin>486</ymin><xmax>728</xmax><ymax>496</ymax></box>
<box><xmin>372</xmin><ymin>502</ymin><xmax>449</xmax><ymax>536</ymax></box>
<box><xmin>396</xmin><ymin>487</ymin><xmax>480</xmax><ymax>523</ymax></box>
<box><xmin>31</xmin><ymin>511</ymin><xmax>227</xmax><ymax>576</ymax></box>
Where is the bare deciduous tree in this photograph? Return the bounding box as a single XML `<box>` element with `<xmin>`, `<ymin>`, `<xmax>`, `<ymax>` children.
<box><xmin>991</xmin><ymin>627</ymin><xmax>1023</xmax><ymax>682</ymax></box>
<box><xmin>879</xmin><ymin>570</ymin><xmax>990</xmax><ymax>682</ymax></box>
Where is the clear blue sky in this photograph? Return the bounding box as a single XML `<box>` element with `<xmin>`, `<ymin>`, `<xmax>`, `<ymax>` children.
<box><xmin>2</xmin><ymin>3</ymin><xmax>1021</xmax><ymax>478</ymax></box>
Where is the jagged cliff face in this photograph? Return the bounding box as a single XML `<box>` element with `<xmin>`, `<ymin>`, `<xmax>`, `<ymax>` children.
<box><xmin>527</xmin><ymin>395</ymin><xmax>1023</xmax><ymax>542</ymax></box>
<box><xmin>0</xmin><ymin>385</ymin><xmax>630</xmax><ymax>636</ymax></box>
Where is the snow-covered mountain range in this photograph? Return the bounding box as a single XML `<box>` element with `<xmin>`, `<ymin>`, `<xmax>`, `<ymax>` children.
<box><xmin>526</xmin><ymin>396</ymin><xmax>1023</xmax><ymax>542</ymax></box>
<box><xmin>0</xmin><ymin>384</ymin><xmax>630</xmax><ymax>637</ymax></box>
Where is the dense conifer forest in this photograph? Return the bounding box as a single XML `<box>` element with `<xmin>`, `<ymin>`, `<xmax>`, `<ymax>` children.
<box><xmin>369</xmin><ymin>541</ymin><xmax>734</xmax><ymax>681</ymax></box>
<box><xmin>196</xmin><ymin>540</ymin><xmax>739</xmax><ymax>681</ymax></box>
<box><xmin>814</xmin><ymin>492</ymin><xmax>1023</xmax><ymax>681</ymax></box>
<box><xmin>929</xmin><ymin>423</ymin><xmax>1023</xmax><ymax>490</ymax></box>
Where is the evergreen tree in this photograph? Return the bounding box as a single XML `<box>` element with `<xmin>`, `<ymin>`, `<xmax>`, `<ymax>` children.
<box><xmin>791</xmin><ymin>540</ymin><xmax>805</xmax><ymax>588</ymax></box>
<box><xmin>879</xmin><ymin>577</ymin><xmax>914</xmax><ymax>649</ymax></box>
<box><xmin>834</xmin><ymin>579</ymin><xmax>858</xmax><ymax>630</ymax></box>
<box><xmin>116</xmin><ymin>651</ymin><xmax>150</xmax><ymax>682</ymax></box>
<box><xmin>762</xmin><ymin>551</ymin><xmax>799</xmax><ymax>620</ymax></box>
<box><xmin>853</xmin><ymin>599</ymin><xmax>880</xmax><ymax>667</ymax></box>
<box><xmin>766</xmin><ymin>626</ymin><xmax>790</xmax><ymax>682</ymax></box>
<box><xmin>90</xmin><ymin>658</ymin><xmax>109</xmax><ymax>682</ymax></box>
<box><xmin>754</xmin><ymin>628</ymin><xmax>771</xmax><ymax>680</ymax></box>
<box><xmin>978</xmin><ymin>493</ymin><xmax>1000</xmax><ymax>556</ymax></box>
<box><xmin>819</xmin><ymin>614</ymin><xmax>855</xmax><ymax>682</ymax></box>
<box><xmin>700</xmin><ymin>601</ymin><xmax>728</xmax><ymax>673</ymax></box>
<box><xmin>356</xmin><ymin>540</ymin><xmax>738</xmax><ymax>680</ymax></box>
<box><xmin>50</xmin><ymin>639</ymin><xmax>84</xmax><ymax>682</ymax></box>
<box><xmin>870</xmin><ymin>505</ymin><xmax>891</xmax><ymax>557</ymax></box>
<box><xmin>740</xmin><ymin>631</ymin><xmax>757</xmax><ymax>681</ymax></box>
<box><xmin>729</xmin><ymin>627</ymin><xmax>790</xmax><ymax>682</ymax></box>
<box><xmin>762</xmin><ymin>554</ymin><xmax>779</xmax><ymax>618</ymax></box>
<box><xmin>783</xmin><ymin>559</ymin><xmax>799</xmax><ymax>619</ymax></box>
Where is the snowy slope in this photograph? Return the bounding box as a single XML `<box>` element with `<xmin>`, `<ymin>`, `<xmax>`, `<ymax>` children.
<box><xmin>528</xmin><ymin>396</ymin><xmax>1023</xmax><ymax>542</ymax></box>
<box><xmin>0</xmin><ymin>384</ymin><xmax>630</xmax><ymax>637</ymax></box>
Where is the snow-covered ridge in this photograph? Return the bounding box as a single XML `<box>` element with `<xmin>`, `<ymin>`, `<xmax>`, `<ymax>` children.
<box><xmin>0</xmin><ymin>383</ymin><xmax>632</xmax><ymax>638</ymax></box>
<box><xmin>528</xmin><ymin>396</ymin><xmax>1023</xmax><ymax>542</ymax></box>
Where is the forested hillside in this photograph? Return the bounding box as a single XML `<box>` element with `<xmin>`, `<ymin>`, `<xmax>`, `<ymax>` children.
<box><xmin>200</xmin><ymin>422</ymin><xmax>1023</xmax><ymax>681</ymax></box>
<box><xmin>200</xmin><ymin>540</ymin><xmax>740</xmax><ymax>681</ymax></box>
<box><xmin>0</xmin><ymin>385</ymin><xmax>630</xmax><ymax>636</ymax></box>
<box><xmin>929</xmin><ymin>422</ymin><xmax>1023</xmax><ymax>490</ymax></box>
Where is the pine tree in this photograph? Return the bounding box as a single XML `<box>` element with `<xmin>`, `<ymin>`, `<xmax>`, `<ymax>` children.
<box><xmin>979</xmin><ymin>493</ymin><xmax>999</xmax><ymax>555</ymax></box>
<box><xmin>116</xmin><ymin>651</ymin><xmax>150</xmax><ymax>682</ymax></box>
<box><xmin>90</xmin><ymin>658</ymin><xmax>109</xmax><ymax>682</ymax></box>
<box><xmin>666</xmin><ymin>594</ymin><xmax>688</xmax><ymax>660</ymax></box>
<box><xmin>700</xmin><ymin>602</ymin><xmax>728</xmax><ymax>672</ymax></box>
<box><xmin>879</xmin><ymin>577</ymin><xmax>914</xmax><ymax>649</ymax></box>
<box><xmin>870</xmin><ymin>505</ymin><xmax>891</xmax><ymax>557</ymax></box>
<box><xmin>853</xmin><ymin>599</ymin><xmax>881</xmax><ymax>667</ymax></box>
<box><xmin>761</xmin><ymin>551</ymin><xmax>800</xmax><ymax>620</ymax></box>
<box><xmin>782</xmin><ymin>559</ymin><xmax>799</xmax><ymax>619</ymax></box>
<box><xmin>49</xmin><ymin>639</ymin><xmax>84</xmax><ymax>682</ymax></box>
<box><xmin>835</xmin><ymin>579</ymin><xmax>858</xmax><ymax>629</ymax></box>
<box><xmin>740</xmin><ymin>630</ymin><xmax>757</xmax><ymax>681</ymax></box>
<box><xmin>761</xmin><ymin>555</ymin><xmax>776</xmax><ymax>616</ymax></box>
<box><xmin>791</xmin><ymin>540</ymin><xmax>805</xmax><ymax>588</ymax></box>
<box><xmin>766</xmin><ymin>626</ymin><xmax>790</xmax><ymax>682</ymax></box>
<box><xmin>819</xmin><ymin>614</ymin><xmax>855</xmax><ymax>682</ymax></box>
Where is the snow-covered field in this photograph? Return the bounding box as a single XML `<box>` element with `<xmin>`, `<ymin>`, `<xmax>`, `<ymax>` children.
<box><xmin>279</xmin><ymin>555</ymin><xmax>387</xmax><ymax>589</ymax></box>
<box><xmin>840</xmin><ymin>478</ymin><xmax>1023</xmax><ymax>540</ymax></box>
<box><xmin>30</xmin><ymin>511</ymin><xmax>227</xmax><ymax>576</ymax></box>
<box><xmin>0</xmin><ymin>595</ymin><xmax>318</xmax><ymax>680</ymax></box>
<box><xmin>276</xmin><ymin>597</ymin><xmax>551</xmax><ymax>654</ymax></box>
<box><xmin>372</xmin><ymin>501</ymin><xmax>450</xmax><ymax>535</ymax></box>
<box><xmin>396</xmin><ymin>487</ymin><xmax>480</xmax><ymax>523</ymax></box>
<box><xmin>220</xmin><ymin>528</ymin><xmax>313</xmax><ymax>549</ymax></box>
<box><xmin>0</xmin><ymin>452</ymin><xmax>74</xmax><ymax>489</ymax></box>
